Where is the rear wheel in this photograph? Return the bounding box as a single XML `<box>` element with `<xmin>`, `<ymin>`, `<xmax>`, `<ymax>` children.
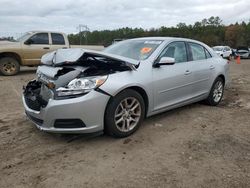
<box><xmin>205</xmin><ymin>77</ymin><xmax>224</xmax><ymax>106</ymax></box>
<box><xmin>104</xmin><ymin>89</ymin><xmax>145</xmax><ymax>138</ymax></box>
<box><xmin>0</xmin><ymin>57</ymin><xmax>20</xmax><ymax>76</ymax></box>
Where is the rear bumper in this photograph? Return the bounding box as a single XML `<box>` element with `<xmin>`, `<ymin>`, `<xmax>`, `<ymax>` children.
<box><xmin>23</xmin><ymin>90</ymin><xmax>110</xmax><ymax>134</ymax></box>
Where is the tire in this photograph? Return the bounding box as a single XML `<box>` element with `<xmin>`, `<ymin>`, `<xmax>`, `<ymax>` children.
<box><xmin>104</xmin><ymin>89</ymin><xmax>145</xmax><ymax>138</ymax></box>
<box><xmin>205</xmin><ymin>77</ymin><xmax>224</xmax><ymax>106</ymax></box>
<box><xmin>0</xmin><ymin>57</ymin><xmax>20</xmax><ymax>76</ymax></box>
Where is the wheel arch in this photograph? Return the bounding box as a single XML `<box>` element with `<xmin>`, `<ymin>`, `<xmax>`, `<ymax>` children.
<box><xmin>105</xmin><ymin>86</ymin><xmax>149</xmax><ymax>118</ymax></box>
<box><xmin>217</xmin><ymin>74</ymin><xmax>225</xmax><ymax>84</ymax></box>
<box><xmin>127</xmin><ymin>86</ymin><xmax>149</xmax><ymax>117</ymax></box>
<box><xmin>0</xmin><ymin>52</ymin><xmax>22</xmax><ymax>64</ymax></box>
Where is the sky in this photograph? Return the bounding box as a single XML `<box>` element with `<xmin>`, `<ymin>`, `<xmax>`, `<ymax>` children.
<box><xmin>0</xmin><ymin>0</ymin><xmax>250</xmax><ymax>37</ymax></box>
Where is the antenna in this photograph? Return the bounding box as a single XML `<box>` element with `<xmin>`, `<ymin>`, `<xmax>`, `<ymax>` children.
<box><xmin>77</xmin><ymin>24</ymin><xmax>90</xmax><ymax>45</ymax></box>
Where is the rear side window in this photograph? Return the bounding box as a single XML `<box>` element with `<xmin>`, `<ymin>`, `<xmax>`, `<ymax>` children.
<box><xmin>51</xmin><ymin>33</ymin><xmax>65</xmax><ymax>45</ymax></box>
<box><xmin>189</xmin><ymin>43</ymin><xmax>206</xmax><ymax>61</ymax></box>
<box><xmin>158</xmin><ymin>41</ymin><xmax>188</xmax><ymax>63</ymax></box>
<box><xmin>29</xmin><ymin>33</ymin><xmax>49</xmax><ymax>45</ymax></box>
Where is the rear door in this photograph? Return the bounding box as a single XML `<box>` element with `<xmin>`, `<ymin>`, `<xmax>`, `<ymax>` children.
<box><xmin>22</xmin><ymin>33</ymin><xmax>51</xmax><ymax>65</ymax></box>
<box><xmin>50</xmin><ymin>33</ymin><xmax>68</xmax><ymax>51</ymax></box>
<box><xmin>187</xmin><ymin>42</ymin><xmax>215</xmax><ymax>97</ymax></box>
<box><xmin>152</xmin><ymin>41</ymin><xmax>193</xmax><ymax>111</ymax></box>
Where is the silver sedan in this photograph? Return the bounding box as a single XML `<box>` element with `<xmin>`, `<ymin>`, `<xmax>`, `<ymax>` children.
<box><xmin>23</xmin><ymin>37</ymin><xmax>229</xmax><ymax>137</ymax></box>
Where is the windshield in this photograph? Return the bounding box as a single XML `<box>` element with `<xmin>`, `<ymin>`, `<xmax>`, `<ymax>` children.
<box><xmin>16</xmin><ymin>32</ymin><xmax>32</xmax><ymax>42</ymax></box>
<box><xmin>104</xmin><ymin>39</ymin><xmax>163</xmax><ymax>60</ymax></box>
<box><xmin>213</xmin><ymin>47</ymin><xmax>223</xmax><ymax>51</ymax></box>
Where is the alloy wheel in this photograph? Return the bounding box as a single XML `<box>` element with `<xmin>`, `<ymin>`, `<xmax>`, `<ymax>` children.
<box><xmin>213</xmin><ymin>81</ymin><xmax>223</xmax><ymax>103</ymax></box>
<box><xmin>114</xmin><ymin>97</ymin><xmax>142</xmax><ymax>132</ymax></box>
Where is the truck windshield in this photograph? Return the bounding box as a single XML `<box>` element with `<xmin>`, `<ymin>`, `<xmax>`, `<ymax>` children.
<box><xmin>213</xmin><ymin>47</ymin><xmax>223</xmax><ymax>51</ymax></box>
<box><xmin>104</xmin><ymin>39</ymin><xmax>163</xmax><ymax>60</ymax></box>
<box><xmin>16</xmin><ymin>32</ymin><xmax>32</xmax><ymax>42</ymax></box>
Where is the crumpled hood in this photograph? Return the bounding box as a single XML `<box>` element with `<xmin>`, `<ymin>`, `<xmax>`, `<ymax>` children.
<box><xmin>36</xmin><ymin>65</ymin><xmax>87</xmax><ymax>89</ymax></box>
<box><xmin>41</xmin><ymin>48</ymin><xmax>139</xmax><ymax>68</ymax></box>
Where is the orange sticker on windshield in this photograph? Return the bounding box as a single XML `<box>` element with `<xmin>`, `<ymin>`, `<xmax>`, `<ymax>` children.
<box><xmin>141</xmin><ymin>47</ymin><xmax>152</xmax><ymax>54</ymax></box>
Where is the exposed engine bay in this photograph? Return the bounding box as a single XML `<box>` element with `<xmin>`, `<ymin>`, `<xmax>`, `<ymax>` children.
<box><xmin>23</xmin><ymin>49</ymin><xmax>138</xmax><ymax>111</ymax></box>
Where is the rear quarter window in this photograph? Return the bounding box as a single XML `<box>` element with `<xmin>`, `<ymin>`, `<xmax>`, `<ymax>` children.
<box><xmin>205</xmin><ymin>48</ymin><xmax>212</xmax><ymax>58</ymax></box>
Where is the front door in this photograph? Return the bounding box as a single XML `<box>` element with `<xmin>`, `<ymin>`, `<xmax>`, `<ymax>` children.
<box><xmin>152</xmin><ymin>41</ymin><xmax>193</xmax><ymax>111</ymax></box>
<box><xmin>22</xmin><ymin>33</ymin><xmax>51</xmax><ymax>65</ymax></box>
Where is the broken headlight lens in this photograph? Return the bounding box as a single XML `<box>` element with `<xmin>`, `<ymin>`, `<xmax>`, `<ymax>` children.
<box><xmin>56</xmin><ymin>75</ymin><xmax>108</xmax><ymax>97</ymax></box>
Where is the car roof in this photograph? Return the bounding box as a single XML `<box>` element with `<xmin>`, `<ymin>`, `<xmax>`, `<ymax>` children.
<box><xmin>127</xmin><ymin>37</ymin><xmax>210</xmax><ymax>46</ymax></box>
<box><xmin>129</xmin><ymin>37</ymin><xmax>198</xmax><ymax>42</ymax></box>
<box><xmin>213</xmin><ymin>46</ymin><xmax>225</xmax><ymax>48</ymax></box>
<box><xmin>27</xmin><ymin>31</ymin><xmax>65</xmax><ymax>35</ymax></box>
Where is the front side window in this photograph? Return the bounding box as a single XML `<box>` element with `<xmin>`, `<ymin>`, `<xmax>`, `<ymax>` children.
<box><xmin>51</xmin><ymin>33</ymin><xmax>65</xmax><ymax>45</ymax></box>
<box><xmin>158</xmin><ymin>41</ymin><xmax>187</xmax><ymax>63</ymax></box>
<box><xmin>28</xmin><ymin>33</ymin><xmax>49</xmax><ymax>45</ymax></box>
<box><xmin>189</xmin><ymin>43</ymin><xmax>206</xmax><ymax>61</ymax></box>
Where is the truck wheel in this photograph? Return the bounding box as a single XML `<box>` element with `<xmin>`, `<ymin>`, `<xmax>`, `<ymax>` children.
<box><xmin>0</xmin><ymin>57</ymin><xmax>20</xmax><ymax>76</ymax></box>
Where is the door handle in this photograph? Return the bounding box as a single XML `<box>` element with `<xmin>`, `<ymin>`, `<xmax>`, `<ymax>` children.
<box><xmin>62</xmin><ymin>47</ymin><xmax>68</xmax><ymax>49</ymax></box>
<box><xmin>184</xmin><ymin>70</ymin><xmax>191</xmax><ymax>75</ymax></box>
<box><xmin>43</xmin><ymin>47</ymin><xmax>50</xmax><ymax>50</ymax></box>
<box><xmin>210</xmin><ymin>65</ymin><xmax>215</xmax><ymax>70</ymax></box>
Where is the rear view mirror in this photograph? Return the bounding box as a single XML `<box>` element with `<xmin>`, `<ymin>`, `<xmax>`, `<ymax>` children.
<box><xmin>24</xmin><ymin>39</ymin><xmax>32</xmax><ymax>45</ymax></box>
<box><xmin>155</xmin><ymin>57</ymin><xmax>175</xmax><ymax>67</ymax></box>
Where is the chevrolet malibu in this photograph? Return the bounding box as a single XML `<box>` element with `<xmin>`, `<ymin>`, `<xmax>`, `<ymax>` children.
<box><xmin>23</xmin><ymin>37</ymin><xmax>229</xmax><ymax>138</ymax></box>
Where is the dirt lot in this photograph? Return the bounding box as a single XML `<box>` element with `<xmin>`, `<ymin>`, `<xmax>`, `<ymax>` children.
<box><xmin>0</xmin><ymin>60</ymin><xmax>250</xmax><ymax>188</ymax></box>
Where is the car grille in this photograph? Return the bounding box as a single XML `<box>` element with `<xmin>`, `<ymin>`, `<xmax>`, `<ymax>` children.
<box><xmin>237</xmin><ymin>52</ymin><xmax>248</xmax><ymax>55</ymax></box>
<box><xmin>24</xmin><ymin>80</ymin><xmax>49</xmax><ymax>111</ymax></box>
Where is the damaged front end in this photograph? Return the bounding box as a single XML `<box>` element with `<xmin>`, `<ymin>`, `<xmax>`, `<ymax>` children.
<box><xmin>23</xmin><ymin>48</ymin><xmax>139</xmax><ymax>112</ymax></box>
<box><xmin>23</xmin><ymin>80</ymin><xmax>48</xmax><ymax>111</ymax></box>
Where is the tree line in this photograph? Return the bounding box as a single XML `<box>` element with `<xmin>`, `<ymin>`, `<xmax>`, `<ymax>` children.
<box><xmin>68</xmin><ymin>16</ymin><xmax>250</xmax><ymax>48</ymax></box>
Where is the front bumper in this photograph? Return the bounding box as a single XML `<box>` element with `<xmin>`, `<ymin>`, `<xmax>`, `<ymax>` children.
<box><xmin>236</xmin><ymin>53</ymin><xmax>249</xmax><ymax>58</ymax></box>
<box><xmin>23</xmin><ymin>90</ymin><xmax>110</xmax><ymax>133</ymax></box>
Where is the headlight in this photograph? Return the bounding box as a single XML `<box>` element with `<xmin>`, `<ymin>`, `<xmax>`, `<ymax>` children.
<box><xmin>56</xmin><ymin>75</ymin><xmax>108</xmax><ymax>97</ymax></box>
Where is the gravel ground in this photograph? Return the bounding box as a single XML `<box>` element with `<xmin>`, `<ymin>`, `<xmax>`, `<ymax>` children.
<box><xmin>0</xmin><ymin>60</ymin><xmax>250</xmax><ymax>188</ymax></box>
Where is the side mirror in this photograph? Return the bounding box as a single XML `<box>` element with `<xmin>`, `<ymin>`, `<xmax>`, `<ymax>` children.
<box><xmin>24</xmin><ymin>39</ymin><xmax>32</xmax><ymax>45</ymax></box>
<box><xmin>154</xmin><ymin>57</ymin><xmax>175</xmax><ymax>67</ymax></box>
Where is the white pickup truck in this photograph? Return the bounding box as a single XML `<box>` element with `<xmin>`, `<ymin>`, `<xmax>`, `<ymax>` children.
<box><xmin>0</xmin><ymin>31</ymin><xmax>104</xmax><ymax>75</ymax></box>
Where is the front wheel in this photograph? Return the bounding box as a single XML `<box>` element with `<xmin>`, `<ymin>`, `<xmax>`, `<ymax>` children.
<box><xmin>104</xmin><ymin>89</ymin><xmax>145</xmax><ymax>138</ymax></box>
<box><xmin>205</xmin><ymin>77</ymin><xmax>224</xmax><ymax>106</ymax></box>
<box><xmin>0</xmin><ymin>57</ymin><xmax>20</xmax><ymax>76</ymax></box>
